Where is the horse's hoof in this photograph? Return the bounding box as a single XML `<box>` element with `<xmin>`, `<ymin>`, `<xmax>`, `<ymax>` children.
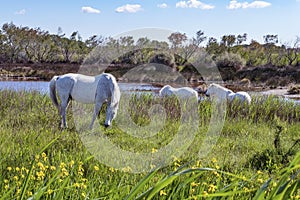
<box><xmin>104</xmin><ymin>124</ymin><xmax>110</xmax><ymax>128</ymax></box>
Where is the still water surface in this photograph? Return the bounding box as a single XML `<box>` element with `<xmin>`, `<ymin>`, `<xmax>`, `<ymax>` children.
<box><xmin>0</xmin><ymin>81</ymin><xmax>160</xmax><ymax>94</ymax></box>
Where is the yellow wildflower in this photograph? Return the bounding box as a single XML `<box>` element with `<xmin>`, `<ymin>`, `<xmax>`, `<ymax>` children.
<box><xmin>16</xmin><ymin>167</ymin><xmax>20</xmax><ymax>172</ymax></box>
<box><xmin>74</xmin><ymin>182</ymin><xmax>80</xmax><ymax>188</ymax></box>
<box><xmin>159</xmin><ymin>190</ymin><xmax>167</xmax><ymax>196</ymax></box>
<box><xmin>109</xmin><ymin>167</ymin><xmax>115</xmax><ymax>173</ymax></box>
<box><xmin>213</xmin><ymin>171</ymin><xmax>220</xmax><ymax>177</ymax></box>
<box><xmin>47</xmin><ymin>189</ymin><xmax>53</xmax><ymax>195</ymax></box>
<box><xmin>41</xmin><ymin>152</ymin><xmax>47</xmax><ymax>161</ymax></box>
<box><xmin>78</xmin><ymin>164</ymin><xmax>84</xmax><ymax>176</ymax></box>
<box><xmin>4</xmin><ymin>185</ymin><xmax>9</xmax><ymax>190</ymax></box>
<box><xmin>37</xmin><ymin>162</ymin><xmax>45</xmax><ymax>171</ymax></box>
<box><xmin>36</xmin><ymin>171</ymin><xmax>45</xmax><ymax>180</ymax></box>
<box><xmin>211</xmin><ymin>157</ymin><xmax>217</xmax><ymax>163</ymax></box>
<box><xmin>208</xmin><ymin>184</ymin><xmax>217</xmax><ymax>193</ymax></box>
<box><xmin>13</xmin><ymin>176</ymin><xmax>19</xmax><ymax>181</ymax></box>
<box><xmin>60</xmin><ymin>162</ymin><xmax>66</xmax><ymax>169</ymax></box>
<box><xmin>151</xmin><ymin>148</ymin><xmax>158</xmax><ymax>153</ymax></box>
<box><xmin>35</xmin><ymin>155</ymin><xmax>40</xmax><ymax>161</ymax></box>
<box><xmin>94</xmin><ymin>165</ymin><xmax>99</xmax><ymax>171</ymax></box>
<box><xmin>4</xmin><ymin>179</ymin><xmax>9</xmax><ymax>184</ymax></box>
<box><xmin>41</xmin><ymin>152</ymin><xmax>47</xmax><ymax>158</ymax></box>
<box><xmin>61</xmin><ymin>168</ymin><xmax>69</xmax><ymax>177</ymax></box>
<box><xmin>81</xmin><ymin>178</ymin><xmax>88</xmax><ymax>183</ymax></box>
<box><xmin>81</xmin><ymin>192</ymin><xmax>86</xmax><ymax>198</ymax></box>
<box><xmin>27</xmin><ymin>191</ymin><xmax>33</xmax><ymax>196</ymax></box>
<box><xmin>257</xmin><ymin>170</ymin><xmax>263</xmax><ymax>175</ymax></box>
<box><xmin>80</xmin><ymin>183</ymin><xmax>87</xmax><ymax>189</ymax></box>
<box><xmin>257</xmin><ymin>178</ymin><xmax>264</xmax><ymax>184</ymax></box>
<box><xmin>69</xmin><ymin>160</ymin><xmax>75</xmax><ymax>167</ymax></box>
<box><xmin>203</xmin><ymin>191</ymin><xmax>208</xmax><ymax>197</ymax></box>
<box><xmin>191</xmin><ymin>182</ymin><xmax>199</xmax><ymax>187</ymax></box>
<box><xmin>7</xmin><ymin>166</ymin><xmax>12</xmax><ymax>171</ymax></box>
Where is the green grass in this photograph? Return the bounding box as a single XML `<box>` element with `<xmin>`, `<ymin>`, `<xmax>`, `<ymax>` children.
<box><xmin>0</xmin><ymin>90</ymin><xmax>299</xmax><ymax>199</ymax></box>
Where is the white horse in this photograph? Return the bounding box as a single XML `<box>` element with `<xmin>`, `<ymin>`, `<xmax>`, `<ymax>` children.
<box><xmin>206</xmin><ymin>83</ymin><xmax>251</xmax><ymax>104</ymax></box>
<box><xmin>49</xmin><ymin>73</ymin><xmax>120</xmax><ymax>128</ymax></box>
<box><xmin>159</xmin><ymin>85</ymin><xmax>198</xmax><ymax>101</ymax></box>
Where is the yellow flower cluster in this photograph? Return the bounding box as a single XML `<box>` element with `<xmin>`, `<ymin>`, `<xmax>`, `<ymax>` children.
<box><xmin>3</xmin><ymin>152</ymin><xmax>89</xmax><ymax>199</ymax></box>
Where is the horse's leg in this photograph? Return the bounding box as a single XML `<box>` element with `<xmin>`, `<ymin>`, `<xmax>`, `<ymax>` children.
<box><xmin>57</xmin><ymin>91</ymin><xmax>71</xmax><ymax>128</ymax></box>
<box><xmin>90</xmin><ymin>100</ymin><xmax>104</xmax><ymax>129</ymax></box>
<box><xmin>60</xmin><ymin>99</ymin><xmax>71</xmax><ymax>128</ymax></box>
<box><xmin>104</xmin><ymin>101</ymin><xmax>112</xmax><ymax>127</ymax></box>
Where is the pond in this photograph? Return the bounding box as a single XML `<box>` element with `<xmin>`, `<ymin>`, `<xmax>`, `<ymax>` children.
<box><xmin>0</xmin><ymin>81</ymin><xmax>161</xmax><ymax>94</ymax></box>
<box><xmin>0</xmin><ymin>81</ymin><xmax>299</xmax><ymax>104</ymax></box>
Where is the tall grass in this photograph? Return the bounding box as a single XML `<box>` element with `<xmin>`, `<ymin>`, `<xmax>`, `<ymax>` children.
<box><xmin>0</xmin><ymin>90</ymin><xmax>299</xmax><ymax>199</ymax></box>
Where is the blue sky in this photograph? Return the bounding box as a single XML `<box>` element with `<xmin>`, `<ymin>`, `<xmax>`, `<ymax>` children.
<box><xmin>1</xmin><ymin>0</ymin><xmax>300</xmax><ymax>44</ymax></box>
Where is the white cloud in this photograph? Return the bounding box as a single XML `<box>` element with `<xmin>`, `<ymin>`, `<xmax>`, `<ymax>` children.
<box><xmin>81</xmin><ymin>6</ymin><xmax>100</xmax><ymax>14</ymax></box>
<box><xmin>15</xmin><ymin>9</ymin><xmax>26</xmax><ymax>15</ymax></box>
<box><xmin>115</xmin><ymin>4</ymin><xmax>142</xmax><ymax>13</ymax></box>
<box><xmin>176</xmin><ymin>0</ymin><xmax>215</xmax><ymax>9</ymax></box>
<box><xmin>227</xmin><ymin>1</ymin><xmax>271</xmax><ymax>9</ymax></box>
<box><xmin>158</xmin><ymin>3</ymin><xmax>168</xmax><ymax>8</ymax></box>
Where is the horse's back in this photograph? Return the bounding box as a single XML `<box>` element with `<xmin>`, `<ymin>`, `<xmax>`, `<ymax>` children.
<box><xmin>160</xmin><ymin>85</ymin><xmax>198</xmax><ymax>100</ymax></box>
<box><xmin>57</xmin><ymin>73</ymin><xmax>98</xmax><ymax>104</ymax></box>
<box><xmin>177</xmin><ymin>87</ymin><xmax>198</xmax><ymax>98</ymax></box>
<box><xmin>230</xmin><ymin>91</ymin><xmax>251</xmax><ymax>104</ymax></box>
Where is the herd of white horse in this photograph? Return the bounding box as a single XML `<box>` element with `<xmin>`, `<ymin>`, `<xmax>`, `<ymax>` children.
<box><xmin>49</xmin><ymin>73</ymin><xmax>251</xmax><ymax>128</ymax></box>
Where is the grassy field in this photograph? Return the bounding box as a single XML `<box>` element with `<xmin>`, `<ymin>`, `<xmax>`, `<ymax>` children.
<box><xmin>0</xmin><ymin>90</ymin><xmax>299</xmax><ymax>199</ymax></box>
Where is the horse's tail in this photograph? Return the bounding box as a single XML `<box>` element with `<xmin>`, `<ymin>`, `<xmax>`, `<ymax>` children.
<box><xmin>49</xmin><ymin>76</ymin><xmax>60</xmax><ymax>111</ymax></box>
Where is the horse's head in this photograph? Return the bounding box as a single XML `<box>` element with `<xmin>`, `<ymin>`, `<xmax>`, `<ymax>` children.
<box><xmin>104</xmin><ymin>104</ymin><xmax>119</xmax><ymax>127</ymax></box>
<box><xmin>205</xmin><ymin>84</ymin><xmax>217</xmax><ymax>97</ymax></box>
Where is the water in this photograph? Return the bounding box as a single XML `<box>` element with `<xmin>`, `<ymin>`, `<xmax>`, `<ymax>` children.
<box><xmin>0</xmin><ymin>81</ymin><xmax>299</xmax><ymax>104</ymax></box>
<box><xmin>0</xmin><ymin>81</ymin><xmax>50</xmax><ymax>94</ymax></box>
<box><xmin>0</xmin><ymin>81</ymin><xmax>160</xmax><ymax>94</ymax></box>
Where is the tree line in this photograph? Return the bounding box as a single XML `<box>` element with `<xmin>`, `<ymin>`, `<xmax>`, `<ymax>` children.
<box><xmin>1</xmin><ymin>22</ymin><xmax>300</xmax><ymax>71</ymax></box>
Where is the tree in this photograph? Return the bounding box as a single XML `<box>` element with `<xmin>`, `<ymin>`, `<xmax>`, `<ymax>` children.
<box><xmin>263</xmin><ymin>34</ymin><xmax>279</xmax><ymax>65</ymax></box>
<box><xmin>55</xmin><ymin>31</ymin><xmax>81</xmax><ymax>63</ymax></box>
<box><xmin>236</xmin><ymin>33</ymin><xmax>247</xmax><ymax>45</ymax></box>
<box><xmin>263</xmin><ymin>34</ymin><xmax>278</xmax><ymax>44</ymax></box>
<box><xmin>1</xmin><ymin>22</ymin><xmax>23</xmax><ymax>63</ymax></box>
<box><xmin>221</xmin><ymin>35</ymin><xmax>236</xmax><ymax>48</ymax></box>
<box><xmin>180</xmin><ymin>30</ymin><xmax>207</xmax><ymax>63</ymax></box>
<box><xmin>283</xmin><ymin>36</ymin><xmax>300</xmax><ymax>66</ymax></box>
<box><xmin>168</xmin><ymin>32</ymin><xmax>187</xmax><ymax>49</ymax></box>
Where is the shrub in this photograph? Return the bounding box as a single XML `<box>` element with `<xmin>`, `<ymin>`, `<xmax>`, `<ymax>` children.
<box><xmin>216</xmin><ymin>52</ymin><xmax>246</xmax><ymax>71</ymax></box>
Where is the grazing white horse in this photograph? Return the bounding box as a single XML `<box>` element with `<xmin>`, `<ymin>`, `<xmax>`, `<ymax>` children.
<box><xmin>206</xmin><ymin>83</ymin><xmax>251</xmax><ymax>104</ymax></box>
<box><xmin>49</xmin><ymin>73</ymin><xmax>120</xmax><ymax>128</ymax></box>
<box><xmin>159</xmin><ymin>85</ymin><xmax>198</xmax><ymax>101</ymax></box>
